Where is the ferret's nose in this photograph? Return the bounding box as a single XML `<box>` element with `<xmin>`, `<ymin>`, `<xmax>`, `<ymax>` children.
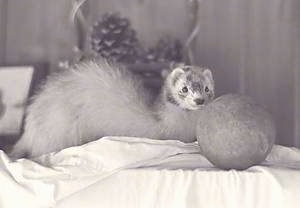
<box><xmin>194</xmin><ymin>98</ymin><xmax>204</xmax><ymax>105</ymax></box>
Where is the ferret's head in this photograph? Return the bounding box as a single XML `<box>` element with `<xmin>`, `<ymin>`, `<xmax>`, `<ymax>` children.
<box><xmin>165</xmin><ymin>64</ymin><xmax>215</xmax><ymax>110</ymax></box>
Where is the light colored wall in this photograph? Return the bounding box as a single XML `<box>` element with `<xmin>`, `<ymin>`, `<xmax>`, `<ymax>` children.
<box><xmin>0</xmin><ymin>0</ymin><xmax>7</xmax><ymax>64</ymax></box>
<box><xmin>2</xmin><ymin>0</ymin><xmax>75</xmax><ymax>67</ymax></box>
<box><xmin>193</xmin><ymin>0</ymin><xmax>300</xmax><ymax>147</ymax></box>
<box><xmin>0</xmin><ymin>0</ymin><xmax>299</xmax><ymax>147</ymax></box>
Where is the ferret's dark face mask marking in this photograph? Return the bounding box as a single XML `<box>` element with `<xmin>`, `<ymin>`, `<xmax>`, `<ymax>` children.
<box><xmin>167</xmin><ymin>65</ymin><xmax>215</xmax><ymax>110</ymax></box>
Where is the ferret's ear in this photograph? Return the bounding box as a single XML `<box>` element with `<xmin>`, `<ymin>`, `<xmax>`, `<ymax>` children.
<box><xmin>169</xmin><ymin>67</ymin><xmax>185</xmax><ymax>86</ymax></box>
<box><xmin>161</xmin><ymin>62</ymin><xmax>185</xmax><ymax>79</ymax></box>
<box><xmin>171</xmin><ymin>67</ymin><xmax>185</xmax><ymax>77</ymax></box>
<box><xmin>203</xmin><ymin>68</ymin><xmax>213</xmax><ymax>82</ymax></box>
<box><xmin>169</xmin><ymin>62</ymin><xmax>185</xmax><ymax>70</ymax></box>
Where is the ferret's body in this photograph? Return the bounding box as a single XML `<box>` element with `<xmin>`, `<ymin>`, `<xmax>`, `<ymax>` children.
<box><xmin>10</xmin><ymin>59</ymin><xmax>214</xmax><ymax>158</ymax></box>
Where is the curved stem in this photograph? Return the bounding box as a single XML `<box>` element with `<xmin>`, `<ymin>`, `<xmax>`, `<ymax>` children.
<box><xmin>185</xmin><ymin>0</ymin><xmax>201</xmax><ymax>65</ymax></box>
<box><xmin>70</xmin><ymin>0</ymin><xmax>89</xmax><ymax>56</ymax></box>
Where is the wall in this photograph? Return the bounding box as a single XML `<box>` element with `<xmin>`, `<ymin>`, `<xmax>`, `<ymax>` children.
<box><xmin>1</xmin><ymin>0</ymin><xmax>75</xmax><ymax>67</ymax></box>
<box><xmin>0</xmin><ymin>0</ymin><xmax>299</xmax><ymax>147</ymax></box>
<box><xmin>193</xmin><ymin>0</ymin><xmax>300</xmax><ymax>147</ymax></box>
<box><xmin>0</xmin><ymin>0</ymin><xmax>7</xmax><ymax>64</ymax></box>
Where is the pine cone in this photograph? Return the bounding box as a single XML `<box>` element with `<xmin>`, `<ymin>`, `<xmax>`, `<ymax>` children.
<box><xmin>90</xmin><ymin>13</ymin><xmax>140</xmax><ymax>63</ymax></box>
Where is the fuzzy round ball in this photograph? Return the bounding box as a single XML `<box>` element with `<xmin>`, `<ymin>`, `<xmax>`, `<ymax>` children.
<box><xmin>196</xmin><ymin>94</ymin><xmax>276</xmax><ymax>170</ymax></box>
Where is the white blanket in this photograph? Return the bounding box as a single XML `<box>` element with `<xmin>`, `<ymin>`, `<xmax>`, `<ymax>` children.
<box><xmin>1</xmin><ymin>137</ymin><xmax>300</xmax><ymax>208</ymax></box>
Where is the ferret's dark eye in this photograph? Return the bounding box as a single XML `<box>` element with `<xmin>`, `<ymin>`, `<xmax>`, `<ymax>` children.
<box><xmin>182</xmin><ymin>86</ymin><xmax>188</xmax><ymax>93</ymax></box>
<box><xmin>205</xmin><ymin>86</ymin><xmax>209</xmax><ymax>93</ymax></box>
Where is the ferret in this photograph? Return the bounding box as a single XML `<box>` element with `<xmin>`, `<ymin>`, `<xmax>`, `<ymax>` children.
<box><xmin>9</xmin><ymin>59</ymin><xmax>214</xmax><ymax>159</ymax></box>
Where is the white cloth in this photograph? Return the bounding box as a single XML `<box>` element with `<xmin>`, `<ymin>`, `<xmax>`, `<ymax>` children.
<box><xmin>0</xmin><ymin>137</ymin><xmax>300</xmax><ymax>208</ymax></box>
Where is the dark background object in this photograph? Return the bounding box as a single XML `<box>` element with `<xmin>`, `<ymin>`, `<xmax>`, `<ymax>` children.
<box><xmin>126</xmin><ymin>62</ymin><xmax>169</xmax><ymax>94</ymax></box>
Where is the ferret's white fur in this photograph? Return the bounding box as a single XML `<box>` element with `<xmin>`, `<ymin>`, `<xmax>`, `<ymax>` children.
<box><xmin>10</xmin><ymin>59</ymin><xmax>214</xmax><ymax>158</ymax></box>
